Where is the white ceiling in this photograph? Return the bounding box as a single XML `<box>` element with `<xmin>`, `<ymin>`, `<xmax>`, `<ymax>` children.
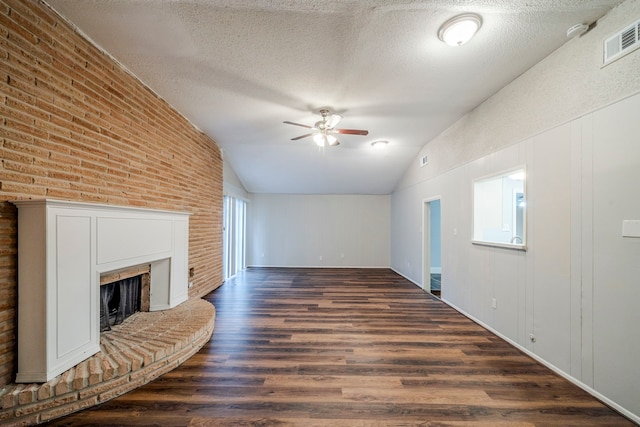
<box><xmin>46</xmin><ymin>0</ymin><xmax>623</xmax><ymax>195</ymax></box>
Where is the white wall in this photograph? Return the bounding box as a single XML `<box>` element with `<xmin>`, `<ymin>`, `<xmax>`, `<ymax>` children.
<box><xmin>392</xmin><ymin>91</ymin><xmax>640</xmax><ymax>423</ymax></box>
<box><xmin>589</xmin><ymin>95</ymin><xmax>640</xmax><ymax>416</ymax></box>
<box><xmin>248</xmin><ymin>194</ymin><xmax>390</xmax><ymax>268</ymax></box>
<box><xmin>390</xmin><ymin>0</ymin><xmax>640</xmax><ymax>421</ymax></box>
<box><xmin>398</xmin><ymin>0</ymin><xmax>640</xmax><ymax>190</ymax></box>
<box><xmin>223</xmin><ymin>159</ymin><xmax>249</xmax><ymax>200</ymax></box>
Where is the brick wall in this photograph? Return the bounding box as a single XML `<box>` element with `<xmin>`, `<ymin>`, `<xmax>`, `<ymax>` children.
<box><xmin>0</xmin><ymin>0</ymin><xmax>224</xmax><ymax>386</ymax></box>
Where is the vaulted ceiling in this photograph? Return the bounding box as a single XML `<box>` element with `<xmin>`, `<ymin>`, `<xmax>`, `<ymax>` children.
<box><xmin>47</xmin><ymin>0</ymin><xmax>624</xmax><ymax>194</ymax></box>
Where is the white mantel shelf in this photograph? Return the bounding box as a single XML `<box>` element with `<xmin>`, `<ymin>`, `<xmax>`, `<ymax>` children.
<box><xmin>14</xmin><ymin>199</ymin><xmax>191</xmax><ymax>383</ymax></box>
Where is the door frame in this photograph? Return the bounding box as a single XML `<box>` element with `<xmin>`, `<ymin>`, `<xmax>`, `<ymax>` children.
<box><xmin>422</xmin><ymin>196</ymin><xmax>442</xmax><ymax>294</ymax></box>
<box><xmin>223</xmin><ymin>195</ymin><xmax>247</xmax><ymax>281</ymax></box>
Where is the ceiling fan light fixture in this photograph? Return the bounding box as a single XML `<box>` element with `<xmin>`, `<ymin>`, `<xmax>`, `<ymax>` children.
<box><xmin>326</xmin><ymin>134</ymin><xmax>338</xmax><ymax>146</ymax></box>
<box><xmin>284</xmin><ymin>110</ymin><xmax>367</xmax><ymax>147</ymax></box>
<box><xmin>313</xmin><ymin>133</ymin><xmax>338</xmax><ymax>147</ymax></box>
<box><xmin>438</xmin><ymin>13</ymin><xmax>482</xmax><ymax>46</ymax></box>
<box><xmin>327</xmin><ymin>114</ymin><xmax>343</xmax><ymax>128</ymax></box>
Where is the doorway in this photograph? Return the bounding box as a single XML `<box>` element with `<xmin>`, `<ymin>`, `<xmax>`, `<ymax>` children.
<box><xmin>423</xmin><ymin>198</ymin><xmax>442</xmax><ymax>297</ymax></box>
<box><xmin>223</xmin><ymin>195</ymin><xmax>247</xmax><ymax>281</ymax></box>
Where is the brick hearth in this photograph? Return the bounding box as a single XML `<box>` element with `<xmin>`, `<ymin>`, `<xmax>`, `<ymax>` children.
<box><xmin>0</xmin><ymin>0</ymin><xmax>224</xmax><ymax>389</ymax></box>
<box><xmin>0</xmin><ymin>298</ymin><xmax>215</xmax><ymax>426</ymax></box>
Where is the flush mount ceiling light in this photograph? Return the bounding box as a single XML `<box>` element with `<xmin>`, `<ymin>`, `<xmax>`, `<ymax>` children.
<box><xmin>438</xmin><ymin>13</ymin><xmax>482</xmax><ymax>46</ymax></box>
<box><xmin>566</xmin><ymin>23</ymin><xmax>589</xmax><ymax>39</ymax></box>
<box><xmin>371</xmin><ymin>140</ymin><xmax>388</xmax><ymax>149</ymax></box>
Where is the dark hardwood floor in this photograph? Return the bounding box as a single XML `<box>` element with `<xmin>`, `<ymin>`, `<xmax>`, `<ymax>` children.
<box><xmin>46</xmin><ymin>268</ymin><xmax>635</xmax><ymax>426</ymax></box>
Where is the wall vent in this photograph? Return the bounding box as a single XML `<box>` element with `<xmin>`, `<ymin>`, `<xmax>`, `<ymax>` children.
<box><xmin>603</xmin><ymin>18</ymin><xmax>640</xmax><ymax>66</ymax></box>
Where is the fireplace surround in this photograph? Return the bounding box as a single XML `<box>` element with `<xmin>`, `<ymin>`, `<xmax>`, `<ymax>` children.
<box><xmin>14</xmin><ymin>200</ymin><xmax>191</xmax><ymax>383</ymax></box>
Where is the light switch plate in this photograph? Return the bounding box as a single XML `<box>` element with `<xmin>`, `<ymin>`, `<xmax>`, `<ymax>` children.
<box><xmin>622</xmin><ymin>220</ymin><xmax>640</xmax><ymax>238</ymax></box>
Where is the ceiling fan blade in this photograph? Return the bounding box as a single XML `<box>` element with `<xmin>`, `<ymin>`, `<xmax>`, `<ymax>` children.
<box><xmin>291</xmin><ymin>133</ymin><xmax>314</xmax><ymax>141</ymax></box>
<box><xmin>283</xmin><ymin>120</ymin><xmax>313</xmax><ymax>129</ymax></box>
<box><xmin>327</xmin><ymin>114</ymin><xmax>343</xmax><ymax>129</ymax></box>
<box><xmin>334</xmin><ymin>128</ymin><xmax>369</xmax><ymax>136</ymax></box>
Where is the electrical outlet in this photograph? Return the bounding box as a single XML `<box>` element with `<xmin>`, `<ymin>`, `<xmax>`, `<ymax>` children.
<box><xmin>491</xmin><ymin>298</ymin><xmax>497</xmax><ymax>309</ymax></box>
<box><xmin>529</xmin><ymin>333</ymin><xmax>537</xmax><ymax>343</ymax></box>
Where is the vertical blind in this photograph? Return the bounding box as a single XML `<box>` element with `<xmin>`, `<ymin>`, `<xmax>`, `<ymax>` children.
<box><xmin>223</xmin><ymin>196</ymin><xmax>246</xmax><ymax>280</ymax></box>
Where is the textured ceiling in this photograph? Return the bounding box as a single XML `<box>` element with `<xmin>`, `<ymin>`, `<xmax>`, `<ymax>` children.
<box><xmin>46</xmin><ymin>0</ymin><xmax>624</xmax><ymax>194</ymax></box>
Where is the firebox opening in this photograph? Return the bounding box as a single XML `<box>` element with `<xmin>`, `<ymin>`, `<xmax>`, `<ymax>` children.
<box><xmin>100</xmin><ymin>276</ymin><xmax>141</xmax><ymax>331</ymax></box>
<box><xmin>100</xmin><ymin>264</ymin><xmax>151</xmax><ymax>332</ymax></box>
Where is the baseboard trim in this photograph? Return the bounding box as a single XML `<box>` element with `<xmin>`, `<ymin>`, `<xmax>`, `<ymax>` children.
<box><xmin>441</xmin><ymin>299</ymin><xmax>640</xmax><ymax>425</ymax></box>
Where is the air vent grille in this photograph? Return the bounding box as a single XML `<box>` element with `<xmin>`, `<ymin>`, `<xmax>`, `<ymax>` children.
<box><xmin>604</xmin><ymin>18</ymin><xmax>640</xmax><ymax>65</ymax></box>
<box><xmin>621</xmin><ymin>26</ymin><xmax>636</xmax><ymax>49</ymax></box>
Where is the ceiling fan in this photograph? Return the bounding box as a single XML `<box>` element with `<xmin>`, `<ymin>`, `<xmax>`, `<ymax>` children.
<box><xmin>283</xmin><ymin>109</ymin><xmax>369</xmax><ymax>147</ymax></box>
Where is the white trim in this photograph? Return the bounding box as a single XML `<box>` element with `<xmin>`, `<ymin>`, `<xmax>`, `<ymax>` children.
<box><xmin>422</xmin><ymin>196</ymin><xmax>442</xmax><ymax>292</ymax></box>
<box><xmin>391</xmin><ymin>267</ymin><xmax>422</xmax><ymax>287</ymax></box>
<box><xmin>247</xmin><ymin>265</ymin><xmax>390</xmax><ymax>269</ymax></box>
<box><xmin>388</xmin><ymin>266</ymin><xmax>638</xmax><ymax>424</ymax></box>
<box><xmin>441</xmin><ymin>298</ymin><xmax>640</xmax><ymax>425</ymax></box>
<box><xmin>472</xmin><ymin>165</ymin><xmax>527</xmax><ymax>248</ymax></box>
<box><xmin>471</xmin><ymin>240</ymin><xmax>527</xmax><ymax>251</ymax></box>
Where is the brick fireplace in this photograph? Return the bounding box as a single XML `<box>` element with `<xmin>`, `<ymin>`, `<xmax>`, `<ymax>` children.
<box><xmin>0</xmin><ymin>199</ymin><xmax>217</xmax><ymax>425</ymax></box>
<box><xmin>1</xmin><ymin>298</ymin><xmax>215</xmax><ymax>425</ymax></box>
<box><xmin>14</xmin><ymin>199</ymin><xmax>191</xmax><ymax>383</ymax></box>
<box><xmin>0</xmin><ymin>0</ymin><xmax>224</xmax><ymax>391</ymax></box>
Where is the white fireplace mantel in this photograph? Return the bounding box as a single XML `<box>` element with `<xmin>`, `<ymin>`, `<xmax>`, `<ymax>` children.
<box><xmin>14</xmin><ymin>199</ymin><xmax>191</xmax><ymax>383</ymax></box>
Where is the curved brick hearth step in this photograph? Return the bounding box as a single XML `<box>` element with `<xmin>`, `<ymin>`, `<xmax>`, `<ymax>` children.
<box><xmin>0</xmin><ymin>298</ymin><xmax>215</xmax><ymax>426</ymax></box>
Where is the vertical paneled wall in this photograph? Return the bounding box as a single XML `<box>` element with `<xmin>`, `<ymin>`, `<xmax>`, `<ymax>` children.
<box><xmin>0</xmin><ymin>0</ymin><xmax>223</xmax><ymax>386</ymax></box>
<box><xmin>390</xmin><ymin>1</ymin><xmax>640</xmax><ymax>421</ymax></box>
<box><xmin>390</xmin><ymin>92</ymin><xmax>640</xmax><ymax>421</ymax></box>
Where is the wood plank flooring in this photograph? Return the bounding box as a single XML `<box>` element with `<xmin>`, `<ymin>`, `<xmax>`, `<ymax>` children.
<box><xmin>46</xmin><ymin>268</ymin><xmax>635</xmax><ymax>426</ymax></box>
